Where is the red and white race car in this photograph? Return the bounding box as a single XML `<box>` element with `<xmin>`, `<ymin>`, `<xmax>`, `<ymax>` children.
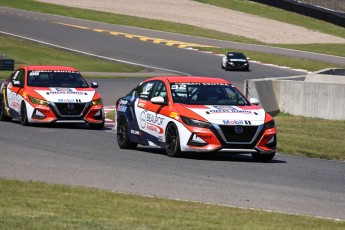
<box><xmin>116</xmin><ymin>76</ymin><xmax>277</xmax><ymax>161</ymax></box>
<box><xmin>0</xmin><ymin>65</ymin><xmax>104</xmax><ymax>129</ymax></box>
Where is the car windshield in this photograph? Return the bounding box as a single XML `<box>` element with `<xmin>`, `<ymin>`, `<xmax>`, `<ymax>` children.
<box><xmin>27</xmin><ymin>70</ymin><xmax>89</xmax><ymax>88</ymax></box>
<box><xmin>170</xmin><ymin>83</ymin><xmax>250</xmax><ymax>106</ymax></box>
<box><xmin>227</xmin><ymin>53</ymin><xmax>246</xmax><ymax>59</ymax></box>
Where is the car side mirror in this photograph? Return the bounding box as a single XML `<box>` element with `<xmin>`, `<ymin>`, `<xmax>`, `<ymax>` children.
<box><xmin>250</xmin><ymin>98</ymin><xmax>259</xmax><ymax>105</ymax></box>
<box><xmin>151</xmin><ymin>96</ymin><xmax>166</xmax><ymax>105</ymax></box>
<box><xmin>90</xmin><ymin>82</ymin><xmax>98</xmax><ymax>88</ymax></box>
<box><xmin>12</xmin><ymin>80</ymin><xmax>22</xmax><ymax>87</ymax></box>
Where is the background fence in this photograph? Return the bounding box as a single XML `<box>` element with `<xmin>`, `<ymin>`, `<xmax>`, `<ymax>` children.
<box><xmin>298</xmin><ymin>0</ymin><xmax>345</xmax><ymax>13</ymax></box>
<box><xmin>251</xmin><ymin>0</ymin><xmax>345</xmax><ymax>27</ymax></box>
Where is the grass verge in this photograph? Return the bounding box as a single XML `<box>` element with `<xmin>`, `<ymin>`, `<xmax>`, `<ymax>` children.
<box><xmin>1</xmin><ymin>178</ymin><xmax>344</xmax><ymax>229</ymax></box>
<box><xmin>0</xmin><ymin>34</ymin><xmax>143</xmax><ymax>74</ymax></box>
<box><xmin>274</xmin><ymin>113</ymin><xmax>345</xmax><ymax>161</ymax></box>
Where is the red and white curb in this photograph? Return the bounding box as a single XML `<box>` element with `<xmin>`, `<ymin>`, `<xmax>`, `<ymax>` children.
<box><xmin>104</xmin><ymin>106</ymin><xmax>116</xmax><ymax>132</ymax></box>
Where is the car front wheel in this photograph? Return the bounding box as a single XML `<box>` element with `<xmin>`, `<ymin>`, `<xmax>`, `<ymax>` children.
<box><xmin>117</xmin><ymin>116</ymin><xmax>137</xmax><ymax>149</ymax></box>
<box><xmin>20</xmin><ymin>103</ymin><xmax>29</xmax><ymax>126</ymax></box>
<box><xmin>165</xmin><ymin>122</ymin><xmax>181</xmax><ymax>157</ymax></box>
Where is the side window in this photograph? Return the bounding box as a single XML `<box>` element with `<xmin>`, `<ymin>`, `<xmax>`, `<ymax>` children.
<box><xmin>152</xmin><ymin>81</ymin><xmax>167</xmax><ymax>101</ymax></box>
<box><xmin>137</xmin><ymin>81</ymin><xmax>155</xmax><ymax>100</ymax></box>
<box><xmin>12</xmin><ymin>69</ymin><xmax>25</xmax><ymax>85</ymax></box>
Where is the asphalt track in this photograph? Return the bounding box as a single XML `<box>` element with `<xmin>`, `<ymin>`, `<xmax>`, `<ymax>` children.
<box><xmin>1</xmin><ymin>7</ymin><xmax>345</xmax><ymax>220</ymax></box>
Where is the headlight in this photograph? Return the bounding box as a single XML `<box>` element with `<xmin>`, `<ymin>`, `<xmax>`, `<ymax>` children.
<box><xmin>264</xmin><ymin>119</ymin><xmax>275</xmax><ymax>129</ymax></box>
<box><xmin>28</xmin><ymin>95</ymin><xmax>50</xmax><ymax>106</ymax></box>
<box><xmin>91</xmin><ymin>98</ymin><xmax>103</xmax><ymax>106</ymax></box>
<box><xmin>180</xmin><ymin>115</ymin><xmax>212</xmax><ymax>129</ymax></box>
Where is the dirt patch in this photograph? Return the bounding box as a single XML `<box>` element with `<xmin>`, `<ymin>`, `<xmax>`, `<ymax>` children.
<box><xmin>38</xmin><ymin>0</ymin><xmax>345</xmax><ymax>44</ymax></box>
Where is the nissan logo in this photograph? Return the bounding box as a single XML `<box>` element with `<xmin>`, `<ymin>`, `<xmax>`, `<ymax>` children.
<box><xmin>67</xmin><ymin>103</ymin><xmax>75</xmax><ymax>110</ymax></box>
<box><xmin>234</xmin><ymin>126</ymin><xmax>244</xmax><ymax>134</ymax></box>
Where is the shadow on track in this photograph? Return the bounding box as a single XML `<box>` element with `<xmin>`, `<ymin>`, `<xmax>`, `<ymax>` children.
<box><xmin>135</xmin><ymin>146</ymin><xmax>286</xmax><ymax>163</ymax></box>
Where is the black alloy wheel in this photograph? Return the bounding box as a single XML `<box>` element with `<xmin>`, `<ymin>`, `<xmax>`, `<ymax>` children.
<box><xmin>165</xmin><ymin>123</ymin><xmax>181</xmax><ymax>157</ymax></box>
<box><xmin>20</xmin><ymin>103</ymin><xmax>29</xmax><ymax>126</ymax></box>
<box><xmin>117</xmin><ymin>116</ymin><xmax>137</xmax><ymax>149</ymax></box>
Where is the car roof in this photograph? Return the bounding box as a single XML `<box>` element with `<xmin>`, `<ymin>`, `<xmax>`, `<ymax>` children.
<box><xmin>19</xmin><ymin>66</ymin><xmax>78</xmax><ymax>71</ymax></box>
<box><xmin>145</xmin><ymin>76</ymin><xmax>232</xmax><ymax>84</ymax></box>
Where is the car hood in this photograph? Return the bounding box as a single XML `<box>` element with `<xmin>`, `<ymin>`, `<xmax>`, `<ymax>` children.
<box><xmin>183</xmin><ymin>105</ymin><xmax>266</xmax><ymax>126</ymax></box>
<box><xmin>33</xmin><ymin>87</ymin><xmax>95</xmax><ymax>103</ymax></box>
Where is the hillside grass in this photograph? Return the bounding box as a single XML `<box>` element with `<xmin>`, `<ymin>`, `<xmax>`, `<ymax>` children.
<box><xmin>0</xmin><ymin>34</ymin><xmax>142</xmax><ymax>76</ymax></box>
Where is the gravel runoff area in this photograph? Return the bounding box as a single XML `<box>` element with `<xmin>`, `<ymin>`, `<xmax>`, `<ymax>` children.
<box><xmin>38</xmin><ymin>0</ymin><xmax>345</xmax><ymax>44</ymax></box>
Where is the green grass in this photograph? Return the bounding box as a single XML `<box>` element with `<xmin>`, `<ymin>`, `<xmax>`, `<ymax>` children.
<box><xmin>1</xmin><ymin>178</ymin><xmax>344</xmax><ymax>229</ymax></box>
<box><xmin>1</xmin><ymin>0</ymin><xmax>345</xmax><ymax>58</ymax></box>
<box><xmin>0</xmin><ymin>34</ymin><xmax>143</xmax><ymax>74</ymax></box>
<box><xmin>274</xmin><ymin>113</ymin><xmax>345</xmax><ymax>160</ymax></box>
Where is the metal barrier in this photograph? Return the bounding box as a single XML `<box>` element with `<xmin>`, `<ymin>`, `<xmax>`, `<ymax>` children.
<box><xmin>251</xmin><ymin>0</ymin><xmax>345</xmax><ymax>28</ymax></box>
<box><xmin>298</xmin><ymin>0</ymin><xmax>345</xmax><ymax>13</ymax></box>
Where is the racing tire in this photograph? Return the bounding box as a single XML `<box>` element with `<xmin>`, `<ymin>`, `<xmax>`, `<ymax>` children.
<box><xmin>20</xmin><ymin>103</ymin><xmax>29</xmax><ymax>126</ymax></box>
<box><xmin>165</xmin><ymin>122</ymin><xmax>182</xmax><ymax>157</ymax></box>
<box><xmin>117</xmin><ymin>116</ymin><xmax>137</xmax><ymax>149</ymax></box>
<box><xmin>0</xmin><ymin>96</ymin><xmax>12</xmax><ymax>122</ymax></box>
<box><xmin>251</xmin><ymin>152</ymin><xmax>275</xmax><ymax>162</ymax></box>
<box><xmin>221</xmin><ymin>64</ymin><xmax>224</xmax><ymax>69</ymax></box>
<box><xmin>89</xmin><ymin>120</ymin><xmax>105</xmax><ymax>130</ymax></box>
<box><xmin>224</xmin><ymin>64</ymin><xmax>229</xmax><ymax>71</ymax></box>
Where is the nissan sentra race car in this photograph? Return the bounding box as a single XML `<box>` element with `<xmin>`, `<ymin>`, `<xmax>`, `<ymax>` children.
<box><xmin>0</xmin><ymin>66</ymin><xmax>104</xmax><ymax>129</ymax></box>
<box><xmin>116</xmin><ymin>76</ymin><xmax>276</xmax><ymax>161</ymax></box>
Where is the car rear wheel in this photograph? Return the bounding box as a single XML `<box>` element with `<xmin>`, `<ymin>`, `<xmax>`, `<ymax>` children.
<box><xmin>0</xmin><ymin>96</ymin><xmax>12</xmax><ymax>122</ymax></box>
<box><xmin>20</xmin><ymin>103</ymin><xmax>29</xmax><ymax>126</ymax></box>
<box><xmin>251</xmin><ymin>152</ymin><xmax>275</xmax><ymax>162</ymax></box>
<box><xmin>117</xmin><ymin>116</ymin><xmax>137</xmax><ymax>149</ymax></box>
<box><xmin>165</xmin><ymin>123</ymin><xmax>181</xmax><ymax>157</ymax></box>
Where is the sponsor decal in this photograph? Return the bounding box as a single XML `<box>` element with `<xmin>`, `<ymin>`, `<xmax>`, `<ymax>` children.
<box><xmin>47</xmin><ymin>88</ymin><xmax>84</xmax><ymax>95</ymax></box>
<box><xmin>169</xmin><ymin>112</ymin><xmax>179</xmax><ymax>119</ymax></box>
<box><xmin>119</xmin><ymin>99</ymin><xmax>128</xmax><ymax>105</ymax></box>
<box><xmin>57</xmin><ymin>98</ymin><xmax>81</xmax><ymax>103</ymax></box>
<box><xmin>139</xmin><ymin>110</ymin><xmax>165</xmax><ymax>134</ymax></box>
<box><xmin>118</xmin><ymin>99</ymin><xmax>128</xmax><ymax>112</ymax></box>
<box><xmin>138</xmin><ymin>99</ymin><xmax>146</xmax><ymax>108</ymax></box>
<box><xmin>171</xmin><ymin>83</ymin><xmax>229</xmax><ymax>89</ymax></box>
<box><xmin>223</xmin><ymin>120</ymin><xmax>251</xmax><ymax>125</ymax></box>
<box><xmin>130</xmin><ymin>130</ymin><xmax>141</xmax><ymax>135</ymax></box>
<box><xmin>29</xmin><ymin>70</ymin><xmax>79</xmax><ymax>76</ymax></box>
<box><xmin>207</xmin><ymin>106</ymin><xmax>252</xmax><ymax>114</ymax></box>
